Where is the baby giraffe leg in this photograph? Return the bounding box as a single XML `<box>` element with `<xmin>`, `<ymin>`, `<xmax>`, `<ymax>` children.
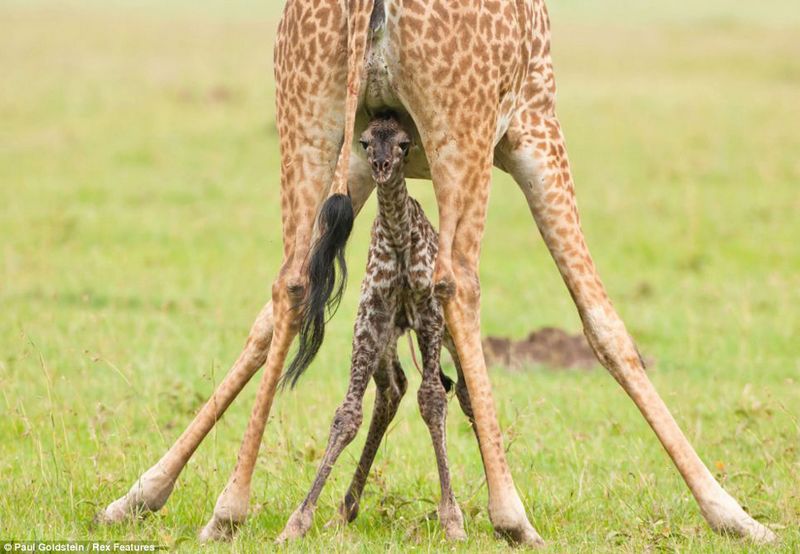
<box><xmin>276</xmin><ymin>304</ymin><xmax>389</xmax><ymax>543</ymax></box>
<box><xmin>418</xmin><ymin>327</ymin><xmax>466</xmax><ymax>541</ymax></box>
<box><xmin>276</xmin><ymin>379</ymin><xmax>369</xmax><ymax>542</ymax></box>
<box><xmin>332</xmin><ymin>357</ymin><xmax>407</xmax><ymax>525</ymax></box>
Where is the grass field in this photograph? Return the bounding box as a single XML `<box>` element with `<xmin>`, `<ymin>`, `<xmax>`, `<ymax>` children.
<box><xmin>1</xmin><ymin>1</ymin><xmax>799</xmax><ymax>552</ymax></box>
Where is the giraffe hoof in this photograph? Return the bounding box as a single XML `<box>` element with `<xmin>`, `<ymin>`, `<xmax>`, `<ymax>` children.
<box><xmin>275</xmin><ymin>506</ymin><xmax>313</xmax><ymax>543</ymax></box>
<box><xmin>719</xmin><ymin>519</ymin><xmax>777</xmax><ymax>545</ymax></box>
<box><xmin>93</xmin><ymin>494</ymin><xmax>143</xmax><ymax>525</ymax></box>
<box><xmin>702</xmin><ymin>489</ymin><xmax>777</xmax><ymax>544</ymax></box>
<box><xmin>495</xmin><ymin>522</ymin><xmax>545</xmax><ymax>547</ymax></box>
<box><xmin>198</xmin><ymin>513</ymin><xmax>243</xmax><ymax>543</ymax></box>
<box><xmin>96</xmin><ymin>465</ymin><xmax>175</xmax><ymax>525</ymax></box>
<box><xmin>94</xmin><ymin>494</ymin><xmax>148</xmax><ymax>525</ymax></box>
<box><xmin>443</xmin><ymin>519</ymin><xmax>467</xmax><ymax>541</ymax></box>
<box><xmin>445</xmin><ymin>527</ymin><xmax>467</xmax><ymax>541</ymax></box>
<box><xmin>439</xmin><ymin>502</ymin><xmax>467</xmax><ymax>541</ymax></box>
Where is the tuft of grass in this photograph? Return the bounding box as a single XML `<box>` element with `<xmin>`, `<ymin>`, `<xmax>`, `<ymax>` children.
<box><xmin>1</xmin><ymin>1</ymin><xmax>798</xmax><ymax>552</ymax></box>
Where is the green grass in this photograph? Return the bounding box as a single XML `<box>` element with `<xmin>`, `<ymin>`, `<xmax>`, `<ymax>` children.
<box><xmin>1</xmin><ymin>1</ymin><xmax>798</xmax><ymax>552</ymax></box>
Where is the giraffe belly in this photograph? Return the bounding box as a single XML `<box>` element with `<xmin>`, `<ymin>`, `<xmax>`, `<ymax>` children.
<box><xmin>360</xmin><ymin>6</ymin><xmax>432</xmax><ymax>180</ymax></box>
<box><xmin>362</xmin><ymin>0</ymin><xmax>522</xmax><ymax>181</ymax></box>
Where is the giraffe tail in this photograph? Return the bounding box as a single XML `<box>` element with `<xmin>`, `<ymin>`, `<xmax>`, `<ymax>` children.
<box><xmin>283</xmin><ymin>0</ymin><xmax>375</xmax><ymax>389</ymax></box>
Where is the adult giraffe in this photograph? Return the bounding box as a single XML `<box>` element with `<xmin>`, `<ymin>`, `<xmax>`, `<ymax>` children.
<box><xmin>98</xmin><ymin>0</ymin><xmax>776</xmax><ymax>545</ymax></box>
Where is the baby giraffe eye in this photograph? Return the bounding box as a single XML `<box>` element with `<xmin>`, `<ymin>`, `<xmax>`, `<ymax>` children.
<box><xmin>399</xmin><ymin>141</ymin><xmax>411</xmax><ymax>156</ymax></box>
<box><xmin>359</xmin><ymin>139</ymin><xmax>369</xmax><ymax>150</ymax></box>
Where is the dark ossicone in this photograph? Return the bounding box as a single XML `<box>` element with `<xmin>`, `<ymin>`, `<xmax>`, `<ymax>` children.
<box><xmin>282</xmin><ymin>193</ymin><xmax>354</xmax><ymax>388</ymax></box>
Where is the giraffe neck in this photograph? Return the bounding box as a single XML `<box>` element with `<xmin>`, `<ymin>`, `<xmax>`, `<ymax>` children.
<box><xmin>375</xmin><ymin>172</ymin><xmax>412</xmax><ymax>251</ymax></box>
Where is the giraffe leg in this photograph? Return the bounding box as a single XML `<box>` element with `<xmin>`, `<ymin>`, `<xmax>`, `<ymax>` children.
<box><xmin>97</xmin><ymin>154</ymin><xmax>375</xmax><ymax>527</ymax></box>
<box><xmin>329</xmin><ymin>357</ymin><xmax>407</xmax><ymax>526</ymax></box>
<box><xmin>276</xmin><ymin>300</ymin><xmax>391</xmax><ymax>543</ymax></box>
<box><xmin>500</xmin><ymin>113</ymin><xmax>776</xmax><ymax>544</ymax></box>
<box><xmin>417</xmin><ymin>324</ymin><xmax>467</xmax><ymax>541</ymax></box>
<box><xmin>421</xmin><ymin>130</ymin><xmax>543</xmax><ymax>547</ymax></box>
<box><xmin>275</xmin><ymin>382</ymin><xmax>367</xmax><ymax>543</ymax></box>
<box><xmin>197</xmin><ymin>270</ymin><xmax>302</xmax><ymax>542</ymax></box>
<box><xmin>197</xmin><ymin>155</ymin><xmax>376</xmax><ymax>542</ymax></box>
<box><xmin>96</xmin><ymin>302</ymin><xmax>274</xmax><ymax>524</ymax></box>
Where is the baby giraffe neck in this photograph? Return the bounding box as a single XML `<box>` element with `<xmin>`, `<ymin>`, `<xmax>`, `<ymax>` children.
<box><xmin>375</xmin><ymin>173</ymin><xmax>411</xmax><ymax>251</ymax></box>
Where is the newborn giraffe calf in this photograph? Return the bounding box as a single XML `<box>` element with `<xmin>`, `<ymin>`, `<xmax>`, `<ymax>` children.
<box><xmin>277</xmin><ymin>113</ymin><xmax>475</xmax><ymax>542</ymax></box>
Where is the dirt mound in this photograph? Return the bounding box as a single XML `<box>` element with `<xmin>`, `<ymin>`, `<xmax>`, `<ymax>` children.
<box><xmin>482</xmin><ymin>327</ymin><xmax>598</xmax><ymax>371</ymax></box>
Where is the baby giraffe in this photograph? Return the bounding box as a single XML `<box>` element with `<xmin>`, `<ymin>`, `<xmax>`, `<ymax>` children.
<box><xmin>277</xmin><ymin>112</ymin><xmax>471</xmax><ymax>543</ymax></box>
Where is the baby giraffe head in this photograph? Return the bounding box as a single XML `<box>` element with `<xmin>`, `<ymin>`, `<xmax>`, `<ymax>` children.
<box><xmin>360</xmin><ymin>112</ymin><xmax>412</xmax><ymax>185</ymax></box>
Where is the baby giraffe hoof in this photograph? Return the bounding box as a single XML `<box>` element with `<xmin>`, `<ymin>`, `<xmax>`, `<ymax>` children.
<box><xmin>325</xmin><ymin>496</ymin><xmax>359</xmax><ymax>529</ymax></box>
<box><xmin>441</xmin><ymin>517</ymin><xmax>467</xmax><ymax>541</ymax></box>
<box><xmin>340</xmin><ymin>494</ymin><xmax>360</xmax><ymax>523</ymax></box>
<box><xmin>276</xmin><ymin>506</ymin><xmax>314</xmax><ymax>543</ymax></box>
<box><xmin>439</xmin><ymin>502</ymin><xmax>467</xmax><ymax>541</ymax></box>
<box><xmin>198</xmin><ymin>514</ymin><xmax>243</xmax><ymax>543</ymax></box>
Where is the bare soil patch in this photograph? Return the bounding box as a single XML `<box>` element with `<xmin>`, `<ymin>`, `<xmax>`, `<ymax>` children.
<box><xmin>482</xmin><ymin>327</ymin><xmax>599</xmax><ymax>371</ymax></box>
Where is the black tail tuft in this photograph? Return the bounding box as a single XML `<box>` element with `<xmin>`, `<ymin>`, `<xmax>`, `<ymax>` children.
<box><xmin>439</xmin><ymin>370</ymin><xmax>454</xmax><ymax>393</ymax></box>
<box><xmin>283</xmin><ymin>193</ymin><xmax>354</xmax><ymax>389</ymax></box>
